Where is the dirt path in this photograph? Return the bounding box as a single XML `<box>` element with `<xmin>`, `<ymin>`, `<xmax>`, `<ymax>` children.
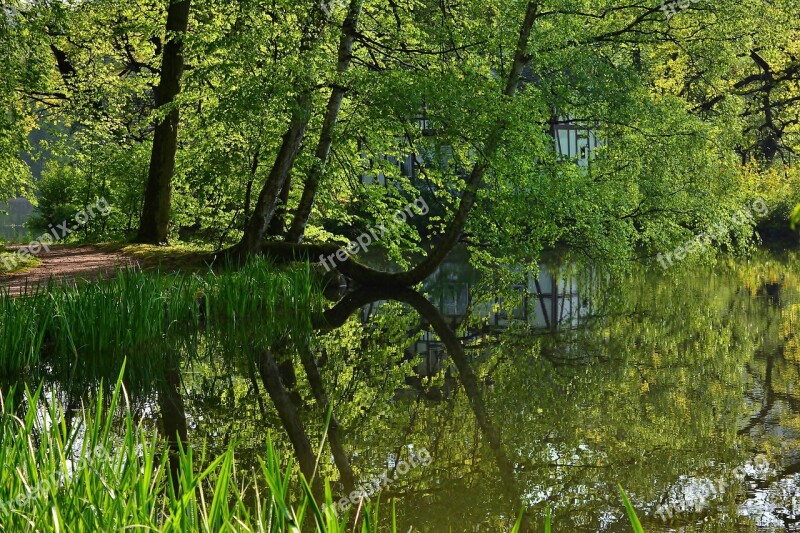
<box><xmin>1</xmin><ymin>245</ymin><xmax>139</xmax><ymax>295</ymax></box>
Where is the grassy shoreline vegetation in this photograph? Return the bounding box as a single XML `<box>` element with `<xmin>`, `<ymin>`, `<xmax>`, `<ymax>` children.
<box><xmin>0</xmin><ymin>262</ymin><xmax>649</xmax><ymax>532</ymax></box>
<box><xmin>0</xmin><ymin>258</ymin><xmax>318</xmax><ymax>376</ymax></box>
<box><xmin>0</xmin><ymin>244</ymin><xmax>40</xmax><ymax>276</ymax></box>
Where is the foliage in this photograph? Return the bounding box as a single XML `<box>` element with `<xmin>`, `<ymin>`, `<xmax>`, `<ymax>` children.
<box><xmin>1</xmin><ymin>0</ymin><xmax>797</xmax><ymax>264</ymax></box>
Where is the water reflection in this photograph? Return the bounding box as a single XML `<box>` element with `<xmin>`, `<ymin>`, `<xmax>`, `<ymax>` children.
<box><xmin>312</xmin><ymin>254</ymin><xmax>800</xmax><ymax>530</ymax></box>
<box><xmin>8</xmin><ymin>252</ymin><xmax>800</xmax><ymax>531</ymax></box>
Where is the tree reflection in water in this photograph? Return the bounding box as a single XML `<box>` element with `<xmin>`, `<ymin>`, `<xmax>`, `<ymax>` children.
<box><xmin>13</xmin><ymin>253</ymin><xmax>800</xmax><ymax>531</ymax></box>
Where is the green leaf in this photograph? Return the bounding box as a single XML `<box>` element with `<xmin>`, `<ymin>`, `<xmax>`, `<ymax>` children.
<box><xmin>618</xmin><ymin>485</ymin><xmax>645</xmax><ymax>533</ymax></box>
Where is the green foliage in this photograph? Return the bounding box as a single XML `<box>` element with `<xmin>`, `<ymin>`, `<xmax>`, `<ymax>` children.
<box><xmin>792</xmin><ymin>204</ymin><xmax>800</xmax><ymax>231</ymax></box>
<box><xmin>4</xmin><ymin>0</ymin><xmax>797</xmax><ymax>262</ymax></box>
<box><xmin>0</xmin><ymin>0</ymin><xmax>797</xmax><ymax>267</ymax></box>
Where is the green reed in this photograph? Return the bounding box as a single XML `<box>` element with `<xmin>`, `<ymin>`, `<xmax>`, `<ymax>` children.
<box><xmin>0</xmin><ymin>257</ymin><xmax>320</xmax><ymax>377</ymax></box>
<box><xmin>0</xmin><ymin>288</ymin><xmax>48</xmax><ymax>372</ymax></box>
<box><xmin>0</xmin><ymin>366</ymin><xmax>405</xmax><ymax>532</ymax></box>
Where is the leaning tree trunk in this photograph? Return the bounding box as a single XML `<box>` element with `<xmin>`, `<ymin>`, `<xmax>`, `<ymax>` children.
<box><xmin>266</xmin><ymin>172</ymin><xmax>293</xmax><ymax>237</ymax></box>
<box><xmin>261</xmin><ymin>3</ymin><xmax>539</xmax><ymax>287</ymax></box>
<box><xmin>235</xmin><ymin>91</ymin><xmax>313</xmax><ymax>255</ymax></box>
<box><xmin>232</xmin><ymin>8</ymin><xmax>329</xmax><ymax>257</ymax></box>
<box><xmin>137</xmin><ymin>0</ymin><xmax>192</xmax><ymax>244</ymax></box>
<box><xmin>286</xmin><ymin>0</ymin><xmax>364</xmax><ymax>244</ymax></box>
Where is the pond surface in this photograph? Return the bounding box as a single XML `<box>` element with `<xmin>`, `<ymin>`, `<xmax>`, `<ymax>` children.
<box><xmin>0</xmin><ymin>198</ymin><xmax>33</xmax><ymax>242</ymax></box>
<box><xmin>14</xmin><ymin>250</ymin><xmax>800</xmax><ymax>531</ymax></box>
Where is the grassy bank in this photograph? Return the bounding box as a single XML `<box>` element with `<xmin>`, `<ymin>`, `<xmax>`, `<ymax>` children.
<box><xmin>0</xmin><ymin>257</ymin><xmax>320</xmax><ymax>376</ymax></box>
<box><xmin>0</xmin><ymin>244</ymin><xmax>41</xmax><ymax>275</ymax></box>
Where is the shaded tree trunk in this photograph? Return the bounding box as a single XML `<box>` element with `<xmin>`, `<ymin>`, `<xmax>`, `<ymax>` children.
<box><xmin>225</xmin><ymin>2</ymin><xmax>538</xmax><ymax>286</ymax></box>
<box><xmin>267</xmin><ymin>172</ymin><xmax>293</xmax><ymax>237</ymax></box>
<box><xmin>256</xmin><ymin>348</ymin><xmax>321</xmax><ymax>489</ymax></box>
<box><xmin>297</xmin><ymin>341</ymin><xmax>357</xmax><ymax>493</ymax></box>
<box><xmin>137</xmin><ymin>0</ymin><xmax>192</xmax><ymax>244</ymax></box>
<box><xmin>234</xmin><ymin>85</ymin><xmax>313</xmax><ymax>254</ymax></box>
<box><xmin>244</xmin><ymin>145</ymin><xmax>260</xmax><ymax>220</ymax></box>
<box><xmin>286</xmin><ymin>0</ymin><xmax>364</xmax><ymax>244</ymax></box>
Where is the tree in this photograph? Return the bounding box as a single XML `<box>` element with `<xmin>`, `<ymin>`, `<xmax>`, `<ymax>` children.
<box><xmin>136</xmin><ymin>0</ymin><xmax>192</xmax><ymax>244</ymax></box>
<box><xmin>285</xmin><ymin>0</ymin><xmax>364</xmax><ymax>244</ymax></box>
<box><xmin>0</xmin><ymin>1</ymin><xmax>50</xmax><ymax>203</ymax></box>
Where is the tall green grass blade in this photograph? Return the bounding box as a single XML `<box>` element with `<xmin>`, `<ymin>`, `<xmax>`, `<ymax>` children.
<box><xmin>618</xmin><ymin>485</ymin><xmax>645</xmax><ymax>533</ymax></box>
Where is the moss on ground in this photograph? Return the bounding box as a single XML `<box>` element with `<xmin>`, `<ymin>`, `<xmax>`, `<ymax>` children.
<box><xmin>0</xmin><ymin>246</ymin><xmax>41</xmax><ymax>276</ymax></box>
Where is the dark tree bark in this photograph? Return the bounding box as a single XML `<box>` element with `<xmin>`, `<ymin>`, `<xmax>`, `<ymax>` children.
<box><xmin>137</xmin><ymin>0</ymin><xmax>192</xmax><ymax>244</ymax></box>
<box><xmin>223</xmin><ymin>2</ymin><xmax>538</xmax><ymax>288</ymax></box>
<box><xmin>256</xmin><ymin>348</ymin><xmax>321</xmax><ymax>488</ymax></box>
<box><xmin>244</xmin><ymin>145</ymin><xmax>260</xmax><ymax>220</ymax></box>
<box><xmin>267</xmin><ymin>172</ymin><xmax>293</xmax><ymax>237</ymax></box>
<box><xmin>695</xmin><ymin>50</ymin><xmax>800</xmax><ymax>164</ymax></box>
<box><xmin>286</xmin><ymin>0</ymin><xmax>364</xmax><ymax>244</ymax></box>
<box><xmin>232</xmin><ymin>8</ymin><xmax>329</xmax><ymax>257</ymax></box>
<box><xmin>232</xmin><ymin>2</ymin><xmax>537</xmax><ymax>288</ymax></box>
<box><xmin>297</xmin><ymin>342</ymin><xmax>357</xmax><ymax>493</ymax></box>
<box><xmin>236</xmin><ymin>92</ymin><xmax>312</xmax><ymax>254</ymax></box>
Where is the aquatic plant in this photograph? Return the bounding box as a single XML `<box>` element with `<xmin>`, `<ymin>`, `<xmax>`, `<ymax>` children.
<box><xmin>0</xmin><ymin>367</ymin><xmax>402</xmax><ymax>532</ymax></box>
<box><xmin>0</xmin><ymin>257</ymin><xmax>320</xmax><ymax>377</ymax></box>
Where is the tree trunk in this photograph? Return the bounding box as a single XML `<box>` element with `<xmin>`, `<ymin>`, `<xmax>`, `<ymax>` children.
<box><xmin>235</xmin><ymin>88</ymin><xmax>313</xmax><ymax>254</ymax></box>
<box><xmin>286</xmin><ymin>0</ymin><xmax>364</xmax><ymax>244</ymax></box>
<box><xmin>137</xmin><ymin>0</ymin><xmax>192</xmax><ymax>244</ymax></box>
<box><xmin>256</xmin><ymin>348</ymin><xmax>321</xmax><ymax>488</ymax></box>
<box><xmin>288</xmin><ymin>3</ymin><xmax>538</xmax><ymax>286</ymax></box>
<box><xmin>377</xmin><ymin>1</ymin><xmax>538</xmax><ymax>285</ymax></box>
<box><xmin>244</xmin><ymin>145</ymin><xmax>260</xmax><ymax>220</ymax></box>
<box><xmin>267</xmin><ymin>172</ymin><xmax>292</xmax><ymax>237</ymax></box>
<box><xmin>232</xmin><ymin>8</ymin><xmax>329</xmax><ymax>256</ymax></box>
<box><xmin>229</xmin><ymin>2</ymin><xmax>537</xmax><ymax>284</ymax></box>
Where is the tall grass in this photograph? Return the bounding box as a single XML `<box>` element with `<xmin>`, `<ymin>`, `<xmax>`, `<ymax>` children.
<box><xmin>0</xmin><ymin>291</ymin><xmax>48</xmax><ymax>371</ymax></box>
<box><xmin>0</xmin><ymin>257</ymin><xmax>320</xmax><ymax>378</ymax></box>
<box><xmin>0</xmin><ymin>367</ymin><xmax>399</xmax><ymax>532</ymax></box>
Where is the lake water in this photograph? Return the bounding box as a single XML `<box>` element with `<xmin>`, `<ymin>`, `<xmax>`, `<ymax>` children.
<box><xmin>0</xmin><ymin>198</ymin><xmax>34</xmax><ymax>242</ymax></box>
<box><xmin>11</xmin><ymin>250</ymin><xmax>800</xmax><ymax>531</ymax></box>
